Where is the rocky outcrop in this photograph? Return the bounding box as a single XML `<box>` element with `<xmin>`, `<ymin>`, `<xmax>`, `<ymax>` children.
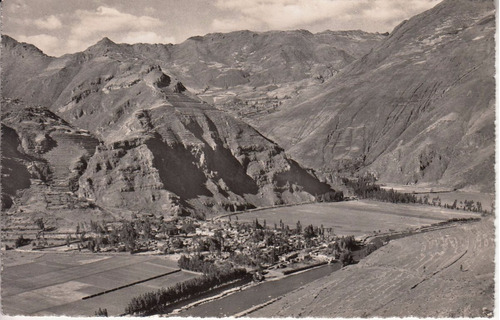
<box><xmin>76</xmin><ymin>96</ymin><xmax>332</xmax><ymax>218</ymax></box>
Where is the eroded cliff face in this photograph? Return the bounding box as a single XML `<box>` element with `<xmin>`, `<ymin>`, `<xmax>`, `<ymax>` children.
<box><xmin>76</xmin><ymin>95</ymin><xmax>332</xmax><ymax>218</ymax></box>
<box><xmin>1</xmin><ymin>40</ymin><xmax>332</xmax><ymax>217</ymax></box>
<box><xmin>257</xmin><ymin>0</ymin><xmax>495</xmax><ymax>192</ymax></box>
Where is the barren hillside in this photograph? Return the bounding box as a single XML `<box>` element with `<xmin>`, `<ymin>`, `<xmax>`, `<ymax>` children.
<box><xmin>257</xmin><ymin>0</ymin><xmax>495</xmax><ymax>192</ymax></box>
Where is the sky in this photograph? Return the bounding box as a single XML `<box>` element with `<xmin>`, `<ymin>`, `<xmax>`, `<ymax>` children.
<box><xmin>2</xmin><ymin>0</ymin><xmax>441</xmax><ymax>57</ymax></box>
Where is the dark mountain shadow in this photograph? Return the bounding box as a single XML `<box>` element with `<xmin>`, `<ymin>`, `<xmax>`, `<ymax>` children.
<box><xmin>145</xmin><ymin>136</ymin><xmax>212</xmax><ymax>200</ymax></box>
<box><xmin>275</xmin><ymin>160</ymin><xmax>332</xmax><ymax>195</ymax></box>
<box><xmin>1</xmin><ymin>125</ymin><xmax>32</xmax><ymax>208</ymax></box>
<box><xmin>183</xmin><ymin>117</ymin><xmax>260</xmax><ymax>197</ymax></box>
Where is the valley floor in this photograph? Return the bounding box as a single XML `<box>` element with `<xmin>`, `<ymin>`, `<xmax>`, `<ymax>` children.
<box><xmin>226</xmin><ymin>199</ymin><xmax>480</xmax><ymax>236</ymax></box>
<box><xmin>1</xmin><ymin>200</ymin><xmax>492</xmax><ymax>317</ymax></box>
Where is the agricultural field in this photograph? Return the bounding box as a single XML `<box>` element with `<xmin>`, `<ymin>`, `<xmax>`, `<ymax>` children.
<box><xmin>1</xmin><ymin>252</ymin><xmax>198</xmax><ymax>316</ymax></box>
<box><xmin>252</xmin><ymin>216</ymin><xmax>495</xmax><ymax>317</ymax></box>
<box><xmin>226</xmin><ymin>200</ymin><xmax>479</xmax><ymax>237</ymax></box>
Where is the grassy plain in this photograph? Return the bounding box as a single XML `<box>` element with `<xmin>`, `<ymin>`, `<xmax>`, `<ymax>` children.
<box><xmin>1</xmin><ymin>252</ymin><xmax>197</xmax><ymax>316</ymax></box>
<box><xmin>226</xmin><ymin>200</ymin><xmax>478</xmax><ymax>236</ymax></box>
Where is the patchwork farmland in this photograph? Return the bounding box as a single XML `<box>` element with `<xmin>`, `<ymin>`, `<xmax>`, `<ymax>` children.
<box><xmin>1</xmin><ymin>253</ymin><xmax>198</xmax><ymax>316</ymax></box>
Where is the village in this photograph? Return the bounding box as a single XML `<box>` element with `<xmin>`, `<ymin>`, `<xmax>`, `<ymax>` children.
<box><xmin>10</xmin><ymin>212</ymin><xmax>358</xmax><ymax>275</ymax></box>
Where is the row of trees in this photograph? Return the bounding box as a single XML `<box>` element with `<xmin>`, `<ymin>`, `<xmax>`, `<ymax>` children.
<box><xmin>343</xmin><ymin>175</ymin><xmax>491</xmax><ymax>214</ymax></box>
<box><xmin>343</xmin><ymin>176</ymin><xmax>418</xmax><ymax>203</ymax></box>
<box><xmin>178</xmin><ymin>255</ymin><xmax>223</xmax><ymax>275</ymax></box>
<box><xmin>125</xmin><ymin>267</ymin><xmax>249</xmax><ymax>315</ymax></box>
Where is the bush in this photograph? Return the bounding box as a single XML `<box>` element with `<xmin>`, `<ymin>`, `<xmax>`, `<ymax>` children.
<box><xmin>178</xmin><ymin>255</ymin><xmax>218</xmax><ymax>275</ymax></box>
<box><xmin>94</xmin><ymin>308</ymin><xmax>108</xmax><ymax>317</ymax></box>
<box><xmin>15</xmin><ymin>235</ymin><xmax>30</xmax><ymax>248</ymax></box>
<box><xmin>339</xmin><ymin>250</ymin><xmax>353</xmax><ymax>267</ymax></box>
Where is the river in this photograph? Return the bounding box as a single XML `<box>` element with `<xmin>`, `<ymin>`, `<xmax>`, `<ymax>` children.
<box><xmin>175</xmin><ymin>263</ymin><xmax>340</xmax><ymax>317</ymax></box>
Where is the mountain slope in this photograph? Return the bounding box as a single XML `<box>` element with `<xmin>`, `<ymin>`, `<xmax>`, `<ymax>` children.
<box><xmin>1</xmin><ymin>98</ymin><xmax>99</xmax><ymax>211</ymax></box>
<box><xmin>2</xmin><ymin>30</ymin><xmax>385</xmax><ymax>121</ymax></box>
<box><xmin>257</xmin><ymin>0</ymin><xmax>495</xmax><ymax>192</ymax></box>
<box><xmin>1</xmin><ymin>38</ymin><xmax>333</xmax><ymax>217</ymax></box>
<box><xmin>253</xmin><ymin>217</ymin><xmax>494</xmax><ymax>317</ymax></box>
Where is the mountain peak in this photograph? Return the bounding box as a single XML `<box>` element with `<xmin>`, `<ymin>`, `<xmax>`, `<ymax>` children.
<box><xmin>83</xmin><ymin>37</ymin><xmax>120</xmax><ymax>55</ymax></box>
<box><xmin>96</xmin><ymin>37</ymin><xmax>115</xmax><ymax>46</ymax></box>
<box><xmin>1</xmin><ymin>34</ymin><xmax>49</xmax><ymax>57</ymax></box>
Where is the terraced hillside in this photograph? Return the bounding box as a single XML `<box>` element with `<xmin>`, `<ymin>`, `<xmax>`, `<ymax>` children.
<box><xmin>252</xmin><ymin>217</ymin><xmax>494</xmax><ymax>317</ymax></box>
<box><xmin>1</xmin><ymin>99</ymin><xmax>99</xmax><ymax>212</ymax></box>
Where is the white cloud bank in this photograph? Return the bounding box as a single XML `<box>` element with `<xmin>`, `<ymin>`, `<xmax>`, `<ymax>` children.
<box><xmin>33</xmin><ymin>15</ymin><xmax>62</xmax><ymax>30</ymax></box>
<box><xmin>211</xmin><ymin>0</ymin><xmax>440</xmax><ymax>33</ymax></box>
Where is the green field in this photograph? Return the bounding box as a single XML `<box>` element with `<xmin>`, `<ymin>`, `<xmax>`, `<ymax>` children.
<box><xmin>225</xmin><ymin>200</ymin><xmax>479</xmax><ymax>236</ymax></box>
<box><xmin>1</xmin><ymin>252</ymin><xmax>198</xmax><ymax>316</ymax></box>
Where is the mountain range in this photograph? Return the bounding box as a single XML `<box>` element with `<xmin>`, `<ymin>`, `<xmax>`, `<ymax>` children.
<box><xmin>1</xmin><ymin>0</ymin><xmax>494</xmax><ymax>220</ymax></box>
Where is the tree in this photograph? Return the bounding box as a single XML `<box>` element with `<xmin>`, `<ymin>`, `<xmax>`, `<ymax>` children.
<box><xmin>339</xmin><ymin>250</ymin><xmax>353</xmax><ymax>267</ymax></box>
<box><xmin>181</xmin><ymin>220</ymin><xmax>196</xmax><ymax>234</ymax></box>
<box><xmin>296</xmin><ymin>220</ymin><xmax>302</xmax><ymax>234</ymax></box>
<box><xmin>303</xmin><ymin>224</ymin><xmax>316</xmax><ymax>239</ymax></box>
<box><xmin>95</xmin><ymin>308</ymin><xmax>108</xmax><ymax>317</ymax></box>
<box><xmin>254</xmin><ymin>218</ymin><xmax>263</xmax><ymax>230</ymax></box>
<box><xmin>35</xmin><ymin>218</ymin><xmax>44</xmax><ymax>231</ymax></box>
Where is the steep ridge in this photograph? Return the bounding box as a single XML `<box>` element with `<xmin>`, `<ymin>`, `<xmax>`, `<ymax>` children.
<box><xmin>152</xmin><ymin>30</ymin><xmax>385</xmax><ymax>89</ymax></box>
<box><xmin>1</xmin><ymin>40</ymin><xmax>333</xmax><ymax>217</ymax></box>
<box><xmin>257</xmin><ymin>0</ymin><xmax>495</xmax><ymax>192</ymax></box>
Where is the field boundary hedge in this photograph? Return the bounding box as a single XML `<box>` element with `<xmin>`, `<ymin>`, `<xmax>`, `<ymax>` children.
<box><xmin>82</xmin><ymin>269</ymin><xmax>181</xmax><ymax>300</ymax></box>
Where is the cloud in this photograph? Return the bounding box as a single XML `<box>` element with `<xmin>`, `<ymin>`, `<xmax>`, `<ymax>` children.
<box><xmin>17</xmin><ymin>34</ymin><xmax>61</xmax><ymax>55</ymax></box>
<box><xmin>6</xmin><ymin>1</ymin><xmax>28</xmax><ymax>14</ymax></box>
<box><xmin>52</xmin><ymin>6</ymin><xmax>176</xmax><ymax>53</ymax></box>
<box><xmin>33</xmin><ymin>15</ymin><xmax>62</xmax><ymax>30</ymax></box>
<box><xmin>71</xmin><ymin>6</ymin><xmax>163</xmax><ymax>40</ymax></box>
<box><xmin>212</xmin><ymin>0</ymin><xmax>440</xmax><ymax>32</ymax></box>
